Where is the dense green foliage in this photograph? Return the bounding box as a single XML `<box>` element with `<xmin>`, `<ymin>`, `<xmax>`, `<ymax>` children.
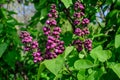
<box><xmin>0</xmin><ymin>0</ymin><xmax>120</xmax><ymax>80</ymax></box>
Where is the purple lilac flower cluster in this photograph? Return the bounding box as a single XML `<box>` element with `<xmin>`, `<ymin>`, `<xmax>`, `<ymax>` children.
<box><xmin>20</xmin><ymin>31</ymin><xmax>43</xmax><ymax>63</ymax></box>
<box><xmin>43</xmin><ymin>4</ymin><xmax>64</xmax><ymax>59</ymax></box>
<box><xmin>84</xmin><ymin>39</ymin><xmax>92</xmax><ymax>51</ymax></box>
<box><xmin>73</xmin><ymin>1</ymin><xmax>92</xmax><ymax>52</ymax></box>
<box><xmin>73</xmin><ymin>40</ymin><xmax>83</xmax><ymax>52</ymax></box>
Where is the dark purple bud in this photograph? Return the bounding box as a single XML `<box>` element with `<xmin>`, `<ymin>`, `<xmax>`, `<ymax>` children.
<box><xmin>50</xmin><ymin>9</ymin><xmax>57</xmax><ymax>13</ymax></box>
<box><xmin>74</xmin><ymin>12</ymin><xmax>81</xmax><ymax>18</ymax></box>
<box><xmin>74</xmin><ymin>20</ymin><xmax>80</xmax><ymax>25</ymax></box>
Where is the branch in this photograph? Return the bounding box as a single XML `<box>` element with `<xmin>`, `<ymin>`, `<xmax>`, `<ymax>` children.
<box><xmin>58</xmin><ymin>0</ymin><xmax>75</xmax><ymax>32</ymax></box>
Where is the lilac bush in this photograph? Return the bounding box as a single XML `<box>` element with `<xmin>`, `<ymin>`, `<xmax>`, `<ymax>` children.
<box><xmin>20</xmin><ymin>4</ymin><xmax>64</xmax><ymax>62</ymax></box>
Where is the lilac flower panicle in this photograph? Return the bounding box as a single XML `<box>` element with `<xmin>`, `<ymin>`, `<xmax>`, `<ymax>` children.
<box><xmin>20</xmin><ymin>31</ymin><xmax>43</xmax><ymax>63</ymax></box>
<box><xmin>21</xmin><ymin>4</ymin><xmax>64</xmax><ymax>62</ymax></box>
<box><xmin>43</xmin><ymin>4</ymin><xmax>65</xmax><ymax>59</ymax></box>
<box><xmin>73</xmin><ymin>1</ymin><xmax>92</xmax><ymax>52</ymax></box>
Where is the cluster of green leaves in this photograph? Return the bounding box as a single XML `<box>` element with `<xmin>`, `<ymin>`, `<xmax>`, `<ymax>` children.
<box><xmin>0</xmin><ymin>5</ymin><xmax>21</xmax><ymax>79</ymax></box>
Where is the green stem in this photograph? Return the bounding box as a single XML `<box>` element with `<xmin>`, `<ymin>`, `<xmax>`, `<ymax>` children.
<box><xmin>82</xmin><ymin>48</ymin><xmax>87</xmax><ymax>57</ymax></box>
<box><xmin>37</xmin><ymin>62</ymin><xmax>45</xmax><ymax>80</ymax></box>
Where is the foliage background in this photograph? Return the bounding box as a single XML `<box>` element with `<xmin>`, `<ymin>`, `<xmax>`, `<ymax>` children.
<box><xmin>0</xmin><ymin>0</ymin><xmax>120</xmax><ymax>80</ymax></box>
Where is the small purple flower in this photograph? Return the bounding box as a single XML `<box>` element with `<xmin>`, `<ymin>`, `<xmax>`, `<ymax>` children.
<box><xmin>51</xmin><ymin>19</ymin><xmax>57</xmax><ymax>26</ymax></box>
<box><xmin>73</xmin><ymin>40</ymin><xmax>83</xmax><ymax>52</ymax></box>
<box><xmin>84</xmin><ymin>39</ymin><xmax>92</xmax><ymax>51</ymax></box>
<box><xmin>82</xmin><ymin>18</ymin><xmax>90</xmax><ymax>25</ymax></box>
<box><xmin>73</xmin><ymin>12</ymin><xmax>81</xmax><ymax>18</ymax></box>
<box><xmin>20</xmin><ymin>31</ymin><xmax>30</xmax><ymax>38</ymax></box>
<box><xmin>33</xmin><ymin>52</ymin><xmax>43</xmax><ymax>63</ymax></box>
<box><xmin>46</xmin><ymin>20</ymin><xmax>50</xmax><ymax>25</ymax></box>
<box><xmin>74</xmin><ymin>1</ymin><xmax>84</xmax><ymax>10</ymax></box>
<box><xmin>79</xmin><ymin>4</ymin><xmax>84</xmax><ymax>10</ymax></box>
<box><xmin>43</xmin><ymin>26</ymin><xmax>51</xmax><ymax>36</ymax></box>
<box><xmin>46</xmin><ymin>19</ymin><xmax>57</xmax><ymax>26</ymax></box>
<box><xmin>74</xmin><ymin>1</ymin><xmax>80</xmax><ymax>10</ymax></box>
<box><xmin>74</xmin><ymin>20</ymin><xmax>80</xmax><ymax>25</ymax></box>
<box><xmin>48</xmin><ymin>13</ymin><xmax>52</xmax><ymax>18</ymax></box>
<box><xmin>31</xmin><ymin>40</ymin><xmax>39</xmax><ymax>49</ymax></box>
<box><xmin>74</xmin><ymin>28</ymin><xmax>84</xmax><ymax>36</ymax></box>
<box><xmin>50</xmin><ymin>9</ymin><xmax>57</xmax><ymax>13</ymax></box>
<box><xmin>52</xmin><ymin>27</ymin><xmax>61</xmax><ymax>38</ymax></box>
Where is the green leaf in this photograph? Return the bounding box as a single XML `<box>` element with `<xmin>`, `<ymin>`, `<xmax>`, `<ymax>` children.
<box><xmin>61</xmin><ymin>0</ymin><xmax>72</xmax><ymax>8</ymax></box>
<box><xmin>64</xmin><ymin>46</ymin><xmax>74</xmax><ymax>58</ymax></box>
<box><xmin>0</xmin><ymin>8</ymin><xmax>7</xmax><ymax>19</ymax></box>
<box><xmin>40</xmin><ymin>8</ymin><xmax>48</xmax><ymax>20</ymax></box>
<box><xmin>35</xmin><ymin>0</ymin><xmax>47</xmax><ymax>10</ymax></box>
<box><xmin>37</xmin><ymin>62</ymin><xmax>45</xmax><ymax>80</ymax></box>
<box><xmin>0</xmin><ymin>24</ymin><xmax>3</xmax><ymax>33</ymax></box>
<box><xmin>0</xmin><ymin>43</ymin><xmax>8</xmax><ymax>58</ymax></box>
<box><xmin>94</xmin><ymin>67</ymin><xmax>106</xmax><ymax>80</ymax></box>
<box><xmin>6</xmin><ymin>19</ymin><xmax>17</xmax><ymax>26</ymax></box>
<box><xmin>90</xmin><ymin>46</ymin><xmax>112</xmax><ymax>62</ymax></box>
<box><xmin>90</xmin><ymin>45</ymin><xmax>103</xmax><ymax>60</ymax></box>
<box><xmin>77</xmin><ymin>69</ymin><xmax>86</xmax><ymax>80</ymax></box>
<box><xmin>108</xmin><ymin>63</ymin><xmax>120</xmax><ymax>78</ymax></box>
<box><xmin>43</xmin><ymin>55</ymin><xmax>64</xmax><ymax>75</ymax></box>
<box><xmin>74</xmin><ymin>59</ymin><xmax>94</xmax><ymax>69</ymax></box>
<box><xmin>0</xmin><ymin>0</ymin><xmax>6</xmax><ymax>4</ymax></box>
<box><xmin>92</xmin><ymin>34</ymin><xmax>108</xmax><ymax>40</ymax></box>
<box><xmin>87</xmin><ymin>70</ymin><xmax>96</xmax><ymax>80</ymax></box>
<box><xmin>115</xmin><ymin>34</ymin><xmax>120</xmax><ymax>48</ymax></box>
<box><xmin>3</xmin><ymin>51</ymin><xmax>17</xmax><ymax>69</ymax></box>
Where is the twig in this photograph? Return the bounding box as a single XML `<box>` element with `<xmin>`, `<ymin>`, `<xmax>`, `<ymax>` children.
<box><xmin>65</xmin><ymin>63</ymin><xmax>77</xmax><ymax>79</ymax></box>
<box><xmin>58</xmin><ymin>0</ymin><xmax>75</xmax><ymax>32</ymax></box>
